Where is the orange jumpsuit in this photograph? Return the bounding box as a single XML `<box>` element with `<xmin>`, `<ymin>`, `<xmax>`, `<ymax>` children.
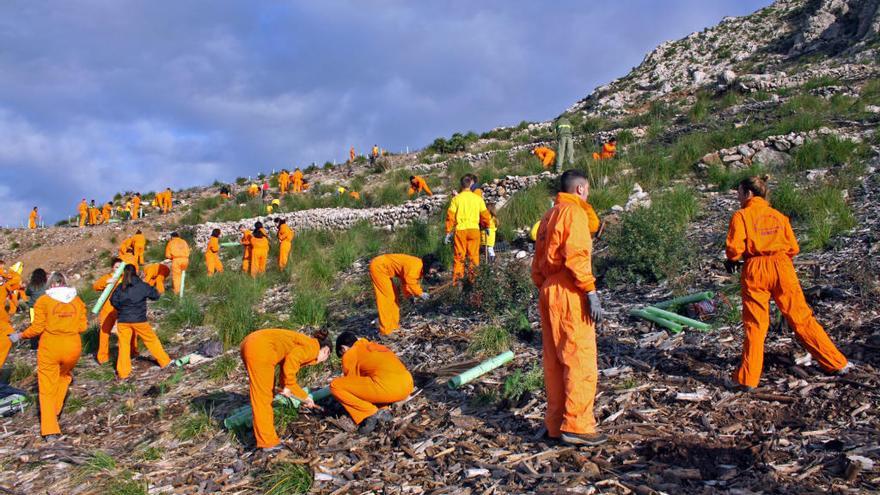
<box><xmin>250</xmin><ymin>237</ymin><xmax>269</xmax><ymax>276</ymax></box>
<box><xmin>408</xmin><ymin>176</ymin><xmax>433</xmax><ymax>197</ymax></box>
<box><xmin>206</xmin><ymin>237</ymin><xmax>223</xmax><ymax>276</ymax></box>
<box><xmin>131</xmin><ymin>196</ymin><xmax>141</xmax><ymax>220</ymax></box>
<box><xmin>165</xmin><ymin>238</ymin><xmax>190</xmax><ymax>294</ymax></box>
<box><xmin>330</xmin><ymin>339</ymin><xmax>414</xmax><ymax>425</ymax></box>
<box><xmin>349</xmin><ymin>147</ymin><xmax>356</xmax><ymax>163</ymax></box>
<box><xmin>349</xmin><ymin>191</ymin><xmax>361</xmax><ymax>201</ymax></box>
<box><xmin>369</xmin><ymin>254</ymin><xmax>423</xmax><ymax>335</ymax></box>
<box><xmin>291</xmin><ymin>170</ymin><xmax>304</xmax><ymax>193</ymax></box>
<box><xmin>162</xmin><ymin>190</ymin><xmax>173</xmax><ymax>213</ymax></box>
<box><xmin>277</xmin><ymin>224</ymin><xmax>294</xmax><ymax>270</ymax></box>
<box><xmin>446</xmin><ymin>190</ymin><xmax>491</xmax><ymax>282</ymax></box>
<box><xmin>531</xmin><ymin>192</ymin><xmax>599</xmax><ymax>437</ymax></box>
<box><xmin>93</xmin><ymin>272</ymin><xmax>136</xmax><ymax>363</ymax></box>
<box><xmin>20</xmin><ymin>291</ymin><xmax>88</xmax><ymax>436</ymax></box>
<box><xmin>239</xmin><ymin>329</ymin><xmax>320</xmax><ymax>448</ymax></box>
<box><xmin>78</xmin><ymin>201</ymin><xmax>88</xmax><ymax>227</ymax></box>
<box><xmin>142</xmin><ymin>263</ymin><xmax>170</xmax><ymax>295</ymax></box>
<box><xmin>534</xmin><ymin>147</ymin><xmax>556</xmax><ymax>168</ymax></box>
<box><xmin>593</xmin><ymin>142</ymin><xmax>617</xmax><ymax>160</ymax></box>
<box><xmin>278</xmin><ymin>172</ymin><xmax>290</xmax><ymax>194</ymax></box>
<box><xmin>102</xmin><ymin>204</ymin><xmax>112</xmax><ymax>223</ymax></box>
<box><xmin>726</xmin><ymin>196</ymin><xmax>847</xmax><ymax>387</ymax></box>
<box><xmin>0</xmin><ymin>287</ymin><xmax>13</xmax><ymax>371</ymax></box>
<box><xmin>28</xmin><ymin>210</ymin><xmax>38</xmax><ymax>229</ymax></box>
<box><xmin>3</xmin><ymin>272</ymin><xmax>25</xmax><ymax>314</ymax></box>
<box><xmin>133</xmin><ymin>233</ymin><xmax>146</xmax><ymax>265</ymax></box>
<box><xmin>117</xmin><ymin>237</ymin><xmax>139</xmax><ymax>272</ymax></box>
<box><xmin>88</xmin><ymin>207</ymin><xmax>100</xmax><ymax>226</ymax></box>
<box><xmin>240</xmin><ymin>230</ymin><xmax>253</xmax><ymax>273</ymax></box>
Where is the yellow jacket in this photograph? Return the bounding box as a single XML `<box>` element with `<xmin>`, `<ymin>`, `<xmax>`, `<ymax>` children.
<box><xmin>445</xmin><ymin>190</ymin><xmax>491</xmax><ymax>232</ymax></box>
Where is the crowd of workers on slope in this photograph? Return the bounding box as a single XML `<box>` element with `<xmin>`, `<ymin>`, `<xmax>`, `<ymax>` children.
<box><xmin>2</xmin><ymin>122</ymin><xmax>852</xmax><ymax>452</ymax></box>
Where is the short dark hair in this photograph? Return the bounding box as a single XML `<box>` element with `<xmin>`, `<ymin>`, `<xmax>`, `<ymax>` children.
<box><xmin>170</xmin><ymin>232</ymin><xmax>180</xmax><ymax>238</ymax></box>
<box><xmin>253</xmin><ymin>230</ymin><xmax>264</xmax><ymax>239</ymax></box>
<box><xmin>335</xmin><ymin>331</ymin><xmax>358</xmax><ymax>357</ymax></box>
<box><xmin>560</xmin><ymin>170</ymin><xmax>588</xmax><ymax>193</ymax></box>
<box><xmin>254</xmin><ymin>221</ymin><xmax>263</xmax><ymax>230</ymax></box>
<box><xmin>211</xmin><ymin>228</ymin><xmax>221</xmax><ymax>237</ymax></box>
<box><xmin>409</xmin><ymin>176</ymin><xmax>415</xmax><ymax>181</ymax></box>
<box><xmin>460</xmin><ymin>175</ymin><xmax>474</xmax><ymax>189</ymax></box>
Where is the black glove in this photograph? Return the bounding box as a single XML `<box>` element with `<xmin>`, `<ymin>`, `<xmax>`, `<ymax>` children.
<box><xmin>724</xmin><ymin>259</ymin><xmax>742</xmax><ymax>274</ymax></box>
<box><xmin>587</xmin><ymin>292</ymin><xmax>603</xmax><ymax>324</ymax></box>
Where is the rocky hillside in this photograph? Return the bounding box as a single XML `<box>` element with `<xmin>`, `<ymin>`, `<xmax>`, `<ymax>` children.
<box><xmin>0</xmin><ymin>1</ymin><xmax>878</xmax><ymax>494</ymax></box>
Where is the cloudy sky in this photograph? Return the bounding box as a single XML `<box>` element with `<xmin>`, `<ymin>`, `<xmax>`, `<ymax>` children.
<box><xmin>0</xmin><ymin>0</ymin><xmax>770</xmax><ymax>225</ymax></box>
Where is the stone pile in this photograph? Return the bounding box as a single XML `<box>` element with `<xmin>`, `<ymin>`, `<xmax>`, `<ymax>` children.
<box><xmin>697</xmin><ymin>128</ymin><xmax>857</xmax><ymax>171</ymax></box>
<box><xmin>408</xmin><ymin>140</ymin><xmax>556</xmax><ymax>174</ymax></box>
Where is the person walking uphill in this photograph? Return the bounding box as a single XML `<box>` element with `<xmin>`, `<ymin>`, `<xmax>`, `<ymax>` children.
<box><xmin>369</xmin><ymin>254</ymin><xmax>440</xmax><ymax>335</ymax></box>
<box><xmin>8</xmin><ymin>272</ymin><xmax>87</xmax><ymax>438</ymax></box>
<box><xmin>249</xmin><ymin>230</ymin><xmax>269</xmax><ymax>276</ymax></box>
<box><xmin>109</xmin><ymin>265</ymin><xmax>171</xmax><ymax>379</ymax></box>
<box><xmin>276</xmin><ymin>218</ymin><xmax>294</xmax><ymax>271</ymax></box>
<box><xmin>725</xmin><ymin>176</ymin><xmax>849</xmax><ymax>390</ymax></box>
<box><xmin>555</xmin><ymin>116</ymin><xmax>575</xmax><ymax>172</ymax></box>
<box><xmin>445</xmin><ymin>175</ymin><xmax>491</xmax><ymax>283</ymax></box>
<box><xmin>240</xmin><ymin>328</ymin><xmax>332</xmax><ymax>451</ymax></box>
<box><xmin>330</xmin><ymin>332</ymin><xmax>414</xmax><ymax>434</ymax></box>
<box><xmin>239</xmin><ymin>227</ymin><xmax>253</xmax><ymax>273</ymax></box>
<box><xmin>164</xmin><ymin>232</ymin><xmax>190</xmax><ymax>295</ymax></box>
<box><xmin>28</xmin><ymin>207</ymin><xmax>39</xmax><ymax>229</ymax></box>
<box><xmin>206</xmin><ymin>229</ymin><xmax>223</xmax><ymax>276</ymax></box>
<box><xmin>532</xmin><ymin>169</ymin><xmax>606</xmax><ymax>446</ymax></box>
<box><xmin>78</xmin><ymin>199</ymin><xmax>88</xmax><ymax>227</ymax></box>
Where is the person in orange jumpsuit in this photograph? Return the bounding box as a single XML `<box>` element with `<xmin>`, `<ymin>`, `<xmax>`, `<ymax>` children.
<box><xmin>117</xmin><ymin>236</ymin><xmax>139</xmax><ymax>272</ymax></box>
<box><xmin>278</xmin><ymin>170</ymin><xmax>290</xmax><ymax>194</ymax></box>
<box><xmin>725</xmin><ymin>176</ymin><xmax>849</xmax><ymax>390</ymax></box>
<box><xmin>3</xmin><ymin>267</ymin><xmax>25</xmax><ymax>315</ymax></box>
<box><xmin>9</xmin><ymin>272</ymin><xmax>87</xmax><ymax>437</ymax></box>
<box><xmin>276</xmin><ymin>219</ymin><xmax>294</xmax><ymax>271</ymax></box>
<box><xmin>249</xmin><ymin>230</ymin><xmax>269</xmax><ymax>276</ymax></box>
<box><xmin>369</xmin><ymin>254</ymin><xmax>439</xmax><ymax>335</ymax></box>
<box><xmin>206</xmin><ymin>228</ymin><xmax>223</xmax><ymax>276</ymax></box>
<box><xmin>28</xmin><ymin>207</ymin><xmax>39</xmax><ymax>229</ymax></box>
<box><xmin>592</xmin><ymin>138</ymin><xmax>617</xmax><ymax>160</ymax></box>
<box><xmin>291</xmin><ymin>169</ymin><xmax>304</xmax><ymax>193</ymax></box>
<box><xmin>0</xmin><ymin>281</ymin><xmax>13</xmax><ymax>372</ymax></box>
<box><xmin>239</xmin><ymin>227</ymin><xmax>253</xmax><ymax>272</ymax></box>
<box><xmin>131</xmin><ymin>193</ymin><xmax>141</xmax><ymax>220</ymax></box>
<box><xmin>349</xmin><ymin>191</ymin><xmax>361</xmax><ymax>201</ymax></box>
<box><xmin>102</xmin><ymin>202</ymin><xmax>113</xmax><ymax>223</ymax></box>
<box><xmin>141</xmin><ymin>262</ymin><xmax>170</xmax><ymax>295</ymax></box>
<box><xmin>247</xmin><ymin>183</ymin><xmax>259</xmax><ymax>197</ymax></box>
<box><xmin>330</xmin><ymin>332</ymin><xmax>414</xmax><ymax>433</ymax></box>
<box><xmin>77</xmin><ymin>199</ymin><xmax>88</xmax><ymax>227</ymax></box>
<box><xmin>407</xmin><ymin>176</ymin><xmax>433</xmax><ymax>197</ymax></box>
<box><xmin>445</xmin><ymin>175</ymin><xmax>491</xmax><ymax>282</ymax></box>
<box><xmin>88</xmin><ymin>201</ymin><xmax>100</xmax><ymax>226</ymax></box>
<box><xmin>349</xmin><ymin>147</ymin><xmax>356</xmax><ymax>163</ymax></box>
<box><xmin>240</xmin><ymin>328</ymin><xmax>332</xmax><ymax>450</ymax></box>
<box><xmin>532</xmin><ymin>146</ymin><xmax>557</xmax><ymax>168</ymax></box>
<box><xmin>110</xmin><ymin>264</ymin><xmax>170</xmax><ymax>379</ymax></box>
<box><xmin>93</xmin><ymin>258</ymin><xmax>135</xmax><ymax>364</ymax></box>
<box><xmin>164</xmin><ymin>232</ymin><xmax>190</xmax><ymax>294</ymax></box>
<box><xmin>531</xmin><ymin>169</ymin><xmax>606</xmax><ymax>446</ymax></box>
<box><xmin>132</xmin><ymin>230</ymin><xmax>146</xmax><ymax>265</ymax></box>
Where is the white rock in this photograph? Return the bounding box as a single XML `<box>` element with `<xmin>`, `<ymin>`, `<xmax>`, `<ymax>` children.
<box><xmin>806</xmin><ymin>169</ymin><xmax>828</xmax><ymax>181</ymax></box>
<box><xmin>515</xmin><ymin>250</ymin><xmax>528</xmax><ymax>260</ymax></box>
<box><xmin>723</xmin><ymin>154</ymin><xmax>743</xmax><ymax>163</ymax></box>
<box><xmin>737</xmin><ymin>145</ymin><xmax>755</xmax><ymax>158</ymax></box>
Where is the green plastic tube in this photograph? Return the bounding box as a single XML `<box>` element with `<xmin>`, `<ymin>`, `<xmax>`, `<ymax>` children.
<box><xmin>173</xmin><ymin>354</ymin><xmax>192</xmax><ymax>367</ymax></box>
<box><xmin>629</xmin><ymin>309</ymin><xmax>684</xmax><ymax>334</ymax></box>
<box><xmin>447</xmin><ymin>351</ymin><xmax>514</xmax><ymax>389</ymax></box>
<box><xmin>220</xmin><ymin>241</ymin><xmax>238</xmax><ymax>247</ymax></box>
<box><xmin>91</xmin><ymin>263</ymin><xmax>126</xmax><ymax>314</ymax></box>
<box><xmin>644</xmin><ymin>306</ymin><xmax>712</xmax><ymax>331</ymax></box>
<box><xmin>653</xmin><ymin>291</ymin><xmax>714</xmax><ymax>309</ymax></box>
<box><xmin>179</xmin><ymin>271</ymin><xmax>186</xmax><ymax>298</ymax></box>
<box><xmin>223</xmin><ymin>387</ymin><xmax>331</xmax><ymax>430</ymax></box>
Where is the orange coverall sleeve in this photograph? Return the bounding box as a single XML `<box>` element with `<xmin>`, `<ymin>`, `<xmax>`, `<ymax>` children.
<box><xmin>585</xmin><ymin>203</ymin><xmax>600</xmax><ymax>235</ymax></box>
<box><xmin>93</xmin><ymin>273</ymin><xmax>112</xmax><ymax>291</ymax></box>
<box><xmin>208</xmin><ymin>237</ymin><xmax>219</xmax><ymax>254</ymax></box>
<box><xmin>530</xmin><ymin>218</ymin><xmax>548</xmax><ymax>289</ymax></box>
<box><xmin>479</xmin><ymin>206</ymin><xmax>491</xmax><ymax>230</ymax></box>
<box><xmin>783</xmin><ymin>216</ymin><xmax>800</xmax><ymax>258</ymax></box>
<box><xmin>556</xmin><ymin>208</ymin><xmax>596</xmax><ymax>293</ymax></box>
<box><xmin>164</xmin><ymin>242</ymin><xmax>173</xmax><ymax>259</ymax></box>
<box><xmin>725</xmin><ymin>212</ymin><xmax>747</xmax><ymax>261</ymax></box>
<box><xmin>20</xmin><ymin>297</ymin><xmax>48</xmax><ymax>339</ymax></box>
<box><xmin>445</xmin><ymin>199</ymin><xmax>458</xmax><ymax>233</ymax></box>
<box><xmin>280</xmin><ymin>356</ymin><xmax>309</xmax><ymax>399</ymax></box>
<box><xmin>402</xmin><ymin>261</ymin><xmax>424</xmax><ymax>297</ymax></box>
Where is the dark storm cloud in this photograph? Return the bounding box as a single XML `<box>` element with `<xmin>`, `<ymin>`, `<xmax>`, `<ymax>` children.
<box><xmin>0</xmin><ymin>0</ymin><xmax>770</xmax><ymax>224</ymax></box>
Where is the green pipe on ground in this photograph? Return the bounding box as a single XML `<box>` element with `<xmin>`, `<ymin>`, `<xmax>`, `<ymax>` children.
<box><xmin>653</xmin><ymin>291</ymin><xmax>714</xmax><ymax>309</ymax></box>
<box><xmin>447</xmin><ymin>351</ymin><xmax>515</xmax><ymax>389</ymax></box>
<box><xmin>223</xmin><ymin>387</ymin><xmax>331</xmax><ymax>430</ymax></box>
<box><xmin>644</xmin><ymin>306</ymin><xmax>712</xmax><ymax>331</ymax></box>
<box><xmin>220</xmin><ymin>242</ymin><xmax>238</xmax><ymax>247</ymax></box>
<box><xmin>91</xmin><ymin>263</ymin><xmax>126</xmax><ymax>314</ymax></box>
<box><xmin>173</xmin><ymin>354</ymin><xmax>192</xmax><ymax>367</ymax></box>
<box><xmin>179</xmin><ymin>271</ymin><xmax>186</xmax><ymax>298</ymax></box>
<box><xmin>629</xmin><ymin>309</ymin><xmax>684</xmax><ymax>334</ymax></box>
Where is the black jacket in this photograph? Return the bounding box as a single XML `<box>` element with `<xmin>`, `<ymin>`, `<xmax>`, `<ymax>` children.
<box><xmin>110</xmin><ymin>277</ymin><xmax>160</xmax><ymax>323</ymax></box>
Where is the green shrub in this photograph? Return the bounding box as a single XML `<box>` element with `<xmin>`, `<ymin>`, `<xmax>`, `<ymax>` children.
<box><xmin>502</xmin><ymin>365</ymin><xmax>544</xmax><ymax>402</ymax></box>
<box><xmin>468</xmin><ymin>325</ymin><xmax>511</xmax><ymax>356</ymax></box>
<box><xmin>604</xmin><ymin>188</ymin><xmax>699</xmax><ymax>286</ymax></box>
<box><xmin>173</xmin><ymin>407</ymin><xmax>214</xmax><ymax>440</ymax></box>
<box><xmin>789</xmin><ymin>135</ymin><xmax>861</xmax><ymax>171</ymax></box>
<box><xmin>289</xmin><ymin>290</ymin><xmax>329</xmax><ymax>327</ymax></box>
<box><xmin>689</xmin><ymin>95</ymin><xmax>710</xmax><ymax>123</ymax></box>
<box><xmin>261</xmin><ymin>463</ymin><xmax>312</xmax><ymax>495</ymax></box>
<box><xmin>802</xmin><ymin>186</ymin><xmax>855</xmax><ymax>251</ymax></box>
<box><xmin>803</xmin><ymin>75</ymin><xmax>840</xmax><ymax>90</ymax></box>
<box><xmin>161</xmin><ymin>296</ymin><xmax>204</xmax><ymax>332</ymax></box>
<box><xmin>465</xmin><ymin>263</ymin><xmax>535</xmax><ymax>317</ymax></box>
<box><xmin>497</xmin><ymin>182</ymin><xmax>553</xmax><ymax>241</ymax></box>
<box><xmin>770</xmin><ymin>179</ymin><xmax>807</xmax><ymax>219</ymax></box>
<box><xmin>207</xmin><ymin>354</ymin><xmax>238</xmax><ymax>382</ymax></box>
<box><xmin>706</xmin><ymin>164</ymin><xmax>765</xmax><ymax>191</ymax></box>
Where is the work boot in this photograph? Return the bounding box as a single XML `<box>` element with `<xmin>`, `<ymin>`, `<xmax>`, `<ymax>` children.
<box><xmin>261</xmin><ymin>444</ymin><xmax>283</xmax><ymax>454</ymax></box>
<box><xmin>832</xmin><ymin>362</ymin><xmax>855</xmax><ymax>376</ymax></box>
<box><xmin>358</xmin><ymin>415</ymin><xmax>379</xmax><ymax>434</ymax></box>
<box><xmin>42</xmin><ymin>434</ymin><xmax>61</xmax><ymax>442</ymax></box>
<box><xmin>375</xmin><ymin>409</ymin><xmax>393</xmax><ymax>424</ymax></box>
<box><xmin>560</xmin><ymin>432</ymin><xmax>608</xmax><ymax>447</ymax></box>
<box><xmin>723</xmin><ymin>376</ymin><xmax>754</xmax><ymax>393</ymax></box>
